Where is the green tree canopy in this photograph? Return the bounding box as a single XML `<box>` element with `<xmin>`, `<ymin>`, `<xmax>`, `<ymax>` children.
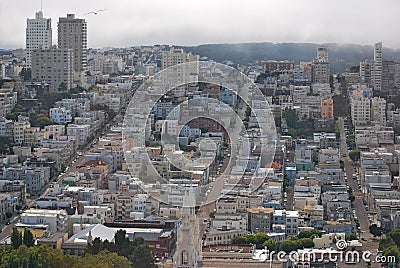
<box><xmin>347</xmin><ymin>232</ymin><xmax>357</xmax><ymax>241</ymax></box>
<box><xmin>389</xmin><ymin>229</ymin><xmax>400</xmax><ymax>248</ymax></box>
<box><xmin>131</xmin><ymin>243</ymin><xmax>156</xmax><ymax>268</ymax></box>
<box><xmin>280</xmin><ymin>239</ymin><xmax>302</xmax><ymax>253</ymax></box>
<box><xmin>11</xmin><ymin>227</ymin><xmax>22</xmax><ymax>249</ymax></box>
<box><xmin>369</xmin><ymin>224</ymin><xmax>382</xmax><ymax>237</ymax></box>
<box><xmin>349</xmin><ymin>150</ymin><xmax>361</xmax><ymax>162</ymax></box>
<box><xmin>297</xmin><ymin>230</ymin><xmax>322</xmax><ymax>239</ymax></box>
<box><xmin>23</xmin><ymin>228</ymin><xmax>35</xmax><ymax>247</ymax></box>
<box><xmin>114</xmin><ymin>229</ymin><xmax>132</xmax><ymax>258</ymax></box>
<box><xmin>262</xmin><ymin>239</ymin><xmax>277</xmax><ymax>251</ymax></box>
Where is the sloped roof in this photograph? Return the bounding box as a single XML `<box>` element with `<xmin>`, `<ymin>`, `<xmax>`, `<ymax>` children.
<box><xmin>64</xmin><ymin>224</ymin><xmax>115</xmax><ymax>244</ymax></box>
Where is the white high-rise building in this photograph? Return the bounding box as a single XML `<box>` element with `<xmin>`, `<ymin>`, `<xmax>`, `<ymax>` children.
<box><xmin>372</xmin><ymin>42</ymin><xmax>382</xmax><ymax>91</ymax></box>
<box><xmin>25</xmin><ymin>11</ymin><xmax>52</xmax><ymax>68</ymax></box>
<box><xmin>351</xmin><ymin>96</ymin><xmax>371</xmax><ymax>126</ymax></box>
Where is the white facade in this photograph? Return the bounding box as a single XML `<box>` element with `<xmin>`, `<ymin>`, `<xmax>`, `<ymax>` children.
<box><xmin>162</xmin><ymin>120</ymin><xmax>179</xmax><ymax>136</ymax></box>
<box><xmin>211</xmin><ymin>214</ymin><xmax>247</xmax><ymax>231</ymax></box>
<box><xmin>26</xmin><ymin>11</ymin><xmax>52</xmax><ymax>68</ymax></box>
<box><xmin>372</xmin><ymin>42</ymin><xmax>382</xmax><ymax>91</ymax></box>
<box><xmin>0</xmin><ymin>88</ymin><xmax>18</xmax><ymax>118</ymax></box>
<box><xmin>351</xmin><ymin>96</ymin><xmax>371</xmax><ymax>126</ymax></box>
<box><xmin>50</xmin><ymin>107</ymin><xmax>72</xmax><ymax>125</ymax></box>
<box><xmin>20</xmin><ymin>209</ymin><xmax>67</xmax><ymax>232</ymax></box>
<box><xmin>66</xmin><ymin>124</ymin><xmax>90</xmax><ymax>146</ymax></box>
<box><xmin>285</xmin><ymin>210</ymin><xmax>299</xmax><ymax>236</ymax></box>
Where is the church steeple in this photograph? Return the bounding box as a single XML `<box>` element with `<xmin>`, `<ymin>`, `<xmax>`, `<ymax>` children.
<box><xmin>173</xmin><ymin>188</ymin><xmax>202</xmax><ymax>268</ymax></box>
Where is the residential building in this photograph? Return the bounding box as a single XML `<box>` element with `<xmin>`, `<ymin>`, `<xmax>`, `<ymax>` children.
<box><xmin>262</xmin><ymin>60</ymin><xmax>294</xmax><ymax>73</ymax></box>
<box><xmin>372</xmin><ymin>42</ymin><xmax>382</xmax><ymax>91</ymax></box>
<box><xmin>247</xmin><ymin>207</ymin><xmax>274</xmax><ymax>233</ymax></box>
<box><xmin>45</xmin><ymin>125</ymin><xmax>66</xmax><ymax>139</ymax></box>
<box><xmin>0</xmin><ymin>88</ymin><xmax>18</xmax><ymax>118</ymax></box>
<box><xmin>312</xmin><ymin>46</ymin><xmax>330</xmax><ymax>84</ymax></box>
<box><xmin>50</xmin><ymin>107</ymin><xmax>73</xmax><ymax>125</ymax></box>
<box><xmin>66</xmin><ymin>124</ymin><xmax>90</xmax><ymax>147</ymax></box>
<box><xmin>58</xmin><ymin>14</ymin><xmax>87</xmax><ymax>76</ymax></box>
<box><xmin>360</xmin><ymin>60</ymin><xmax>373</xmax><ymax>85</ymax></box>
<box><xmin>161</xmin><ymin>47</ymin><xmax>199</xmax><ymax>70</ymax></box>
<box><xmin>382</xmin><ymin>60</ymin><xmax>395</xmax><ymax>92</ymax></box>
<box><xmin>13</xmin><ymin>116</ymin><xmax>30</xmax><ymax>144</ymax></box>
<box><xmin>320</xmin><ymin>97</ymin><xmax>334</xmax><ymax>119</ymax></box>
<box><xmin>18</xmin><ymin>209</ymin><xmax>68</xmax><ymax>232</ymax></box>
<box><xmin>371</xmin><ymin>97</ymin><xmax>386</xmax><ymax>126</ymax></box>
<box><xmin>0</xmin><ymin>118</ymin><xmax>14</xmax><ymax>138</ymax></box>
<box><xmin>351</xmin><ymin>95</ymin><xmax>371</xmax><ymax>126</ymax></box>
<box><xmin>31</xmin><ymin>47</ymin><xmax>74</xmax><ymax>91</ymax></box>
<box><xmin>26</xmin><ymin>11</ymin><xmax>52</xmax><ymax>68</ymax></box>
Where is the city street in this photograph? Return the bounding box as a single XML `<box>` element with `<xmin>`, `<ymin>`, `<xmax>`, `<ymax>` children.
<box><xmin>338</xmin><ymin>117</ymin><xmax>380</xmax><ymax>268</ymax></box>
<box><xmin>0</xmin><ymin>116</ymin><xmax>124</xmax><ymax>243</ymax></box>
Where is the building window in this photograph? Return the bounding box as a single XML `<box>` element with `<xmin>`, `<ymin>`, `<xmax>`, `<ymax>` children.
<box><xmin>181</xmin><ymin>250</ymin><xmax>188</xmax><ymax>265</ymax></box>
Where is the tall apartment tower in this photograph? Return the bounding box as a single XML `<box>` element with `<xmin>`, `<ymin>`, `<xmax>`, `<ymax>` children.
<box><xmin>31</xmin><ymin>46</ymin><xmax>74</xmax><ymax>91</ymax></box>
<box><xmin>371</xmin><ymin>97</ymin><xmax>387</xmax><ymax>126</ymax></box>
<box><xmin>312</xmin><ymin>45</ymin><xmax>330</xmax><ymax>84</ymax></box>
<box><xmin>317</xmin><ymin>46</ymin><xmax>329</xmax><ymax>61</ymax></box>
<box><xmin>161</xmin><ymin>47</ymin><xmax>199</xmax><ymax>83</ymax></box>
<box><xmin>161</xmin><ymin>47</ymin><xmax>199</xmax><ymax>69</ymax></box>
<box><xmin>26</xmin><ymin>11</ymin><xmax>52</xmax><ymax>68</ymax></box>
<box><xmin>372</xmin><ymin>42</ymin><xmax>382</xmax><ymax>91</ymax></box>
<box><xmin>360</xmin><ymin>60</ymin><xmax>373</xmax><ymax>84</ymax></box>
<box><xmin>58</xmin><ymin>14</ymin><xmax>87</xmax><ymax>77</ymax></box>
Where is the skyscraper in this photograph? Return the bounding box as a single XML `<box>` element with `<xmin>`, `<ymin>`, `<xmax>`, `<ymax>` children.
<box><xmin>25</xmin><ymin>11</ymin><xmax>52</xmax><ymax>68</ymax></box>
<box><xmin>58</xmin><ymin>14</ymin><xmax>87</xmax><ymax>77</ymax></box>
<box><xmin>372</xmin><ymin>41</ymin><xmax>382</xmax><ymax>91</ymax></box>
<box><xmin>312</xmin><ymin>45</ymin><xmax>330</xmax><ymax>84</ymax></box>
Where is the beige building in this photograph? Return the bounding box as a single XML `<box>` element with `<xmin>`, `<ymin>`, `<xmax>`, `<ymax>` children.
<box><xmin>58</xmin><ymin>14</ymin><xmax>87</xmax><ymax>78</ymax></box>
<box><xmin>32</xmin><ymin>47</ymin><xmax>74</xmax><ymax>91</ymax></box>
<box><xmin>371</xmin><ymin>97</ymin><xmax>387</xmax><ymax>126</ymax></box>
<box><xmin>45</xmin><ymin>125</ymin><xmax>66</xmax><ymax>140</ymax></box>
<box><xmin>13</xmin><ymin>117</ymin><xmax>30</xmax><ymax>144</ymax></box>
<box><xmin>312</xmin><ymin>46</ymin><xmax>330</xmax><ymax>84</ymax></box>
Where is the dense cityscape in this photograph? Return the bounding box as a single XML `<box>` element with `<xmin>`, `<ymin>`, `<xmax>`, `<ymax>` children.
<box><xmin>0</xmin><ymin>3</ymin><xmax>400</xmax><ymax>268</ymax></box>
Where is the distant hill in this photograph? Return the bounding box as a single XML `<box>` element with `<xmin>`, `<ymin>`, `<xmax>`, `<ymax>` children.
<box><xmin>183</xmin><ymin>42</ymin><xmax>400</xmax><ymax>73</ymax></box>
<box><xmin>0</xmin><ymin>49</ymin><xmax>12</xmax><ymax>56</ymax></box>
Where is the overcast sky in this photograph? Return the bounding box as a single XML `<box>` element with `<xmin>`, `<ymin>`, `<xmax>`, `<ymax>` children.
<box><xmin>0</xmin><ymin>0</ymin><xmax>399</xmax><ymax>49</ymax></box>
